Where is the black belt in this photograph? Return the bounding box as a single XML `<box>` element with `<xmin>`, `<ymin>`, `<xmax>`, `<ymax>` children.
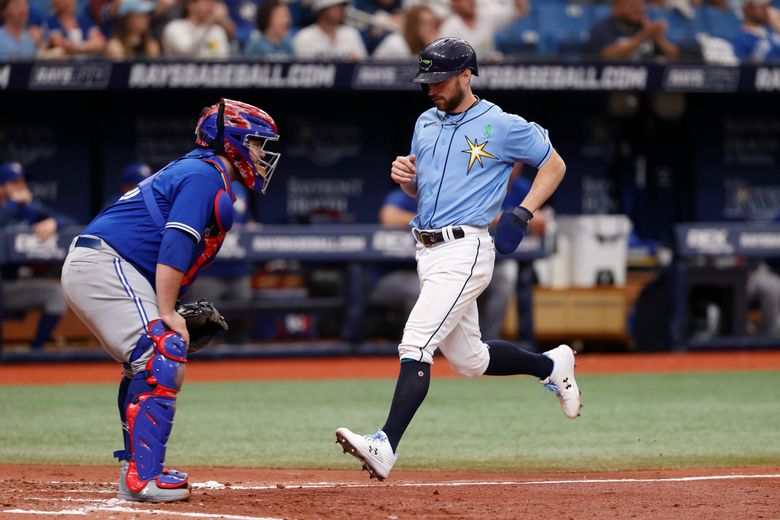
<box><xmin>413</xmin><ymin>227</ymin><xmax>465</xmax><ymax>247</ymax></box>
<box><xmin>75</xmin><ymin>236</ymin><xmax>102</xmax><ymax>251</ymax></box>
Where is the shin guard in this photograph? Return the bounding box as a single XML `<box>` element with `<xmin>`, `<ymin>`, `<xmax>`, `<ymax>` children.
<box><xmin>123</xmin><ymin>320</ymin><xmax>188</xmax><ymax>492</ymax></box>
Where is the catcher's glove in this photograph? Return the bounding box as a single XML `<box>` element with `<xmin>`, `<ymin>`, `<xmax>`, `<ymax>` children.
<box><xmin>176</xmin><ymin>299</ymin><xmax>229</xmax><ymax>352</ymax></box>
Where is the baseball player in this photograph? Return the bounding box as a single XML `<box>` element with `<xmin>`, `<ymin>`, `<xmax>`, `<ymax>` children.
<box><xmin>336</xmin><ymin>38</ymin><xmax>580</xmax><ymax>480</ymax></box>
<box><xmin>0</xmin><ymin>161</ymin><xmax>75</xmax><ymax>350</ymax></box>
<box><xmin>61</xmin><ymin>98</ymin><xmax>281</xmax><ymax>502</ymax></box>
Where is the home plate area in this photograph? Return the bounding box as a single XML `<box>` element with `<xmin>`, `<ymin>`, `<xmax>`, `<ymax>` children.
<box><xmin>1</xmin><ymin>465</ymin><xmax>779</xmax><ymax>519</ymax></box>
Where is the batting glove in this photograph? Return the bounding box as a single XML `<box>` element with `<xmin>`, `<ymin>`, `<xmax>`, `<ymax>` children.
<box><xmin>494</xmin><ymin>206</ymin><xmax>533</xmax><ymax>255</ymax></box>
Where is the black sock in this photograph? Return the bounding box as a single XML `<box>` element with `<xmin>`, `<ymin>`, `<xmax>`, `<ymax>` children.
<box><xmin>381</xmin><ymin>360</ymin><xmax>430</xmax><ymax>453</ymax></box>
<box><xmin>31</xmin><ymin>313</ymin><xmax>61</xmax><ymax>349</ymax></box>
<box><xmin>484</xmin><ymin>340</ymin><xmax>553</xmax><ymax>378</ymax></box>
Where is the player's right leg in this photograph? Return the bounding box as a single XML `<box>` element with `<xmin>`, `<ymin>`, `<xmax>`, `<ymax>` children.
<box><xmin>62</xmin><ymin>238</ymin><xmax>191</xmax><ymax>502</ymax></box>
<box><xmin>337</xmin><ymin>236</ymin><xmax>493</xmax><ymax>479</ymax></box>
<box><xmin>115</xmin><ymin>320</ymin><xmax>190</xmax><ymax>502</ymax></box>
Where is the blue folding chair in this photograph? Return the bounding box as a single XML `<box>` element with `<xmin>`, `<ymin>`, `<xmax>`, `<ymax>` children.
<box><xmin>536</xmin><ymin>1</ymin><xmax>590</xmax><ymax>55</ymax></box>
<box><xmin>495</xmin><ymin>12</ymin><xmax>539</xmax><ymax>56</ymax></box>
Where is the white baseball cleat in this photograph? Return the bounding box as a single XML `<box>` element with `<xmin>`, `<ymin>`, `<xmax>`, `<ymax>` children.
<box><xmin>335</xmin><ymin>427</ymin><xmax>397</xmax><ymax>481</ymax></box>
<box><xmin>540</xmin><ymin>344</ymin><xmax>582</xmax><ymax>419</ymax></box>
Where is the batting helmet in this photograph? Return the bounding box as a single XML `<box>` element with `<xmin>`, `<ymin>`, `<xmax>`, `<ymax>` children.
<box><xmin>412</xmin><ymin>37</ymin><xmax>478</xmax><ymax>84</ymax></box>
<box><xmin>195</xmin><ymin>98</ymin><xmax>281</xmax><ymax>194</ymax></box>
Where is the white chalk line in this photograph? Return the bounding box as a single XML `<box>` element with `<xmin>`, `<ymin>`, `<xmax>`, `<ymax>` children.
<box><xmin>3</xmin><ymin>473</ymin><xmax>778</xmax><ymax>517</ymax></box>
<box><xmin>1</xmin><ymin>497</ymin><xmax>280</xmax><ymax>520</ymax></box>
<box><xmin>8</xmin><ymin>473</ymin><xmax>780</xmax><ymax>494</ymax></box>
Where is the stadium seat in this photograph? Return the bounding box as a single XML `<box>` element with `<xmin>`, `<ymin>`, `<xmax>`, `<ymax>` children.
<box><xmin>702</xmin><ymin>5</ymin><xmax>741</xmax><ymax>41</ymax></box>
<box><xmin>494</xmin><ymin>12</ymin><xmax>539</xmax><ymax>57</ymax></box>
<box><xmin>589</xmin><ymin>3</ymin><xmax>611</xmax><ymax>26</ymax></box>
<box><xmin>536</xmin><ymin>2</ymin><xmax>590</xmax><ymax>56</ymax></box>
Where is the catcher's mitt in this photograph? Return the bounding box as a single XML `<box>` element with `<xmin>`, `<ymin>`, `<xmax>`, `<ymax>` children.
<box><xmin>176</xmin><ymin>299</ymin><xmax>229</xmax><ymax>352</ymax></box>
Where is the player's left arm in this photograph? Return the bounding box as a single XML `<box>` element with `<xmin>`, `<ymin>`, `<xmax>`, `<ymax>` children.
<box><xmin>517</xmin><ymin>149</ymin><xmax>566</xmax><ymax>213</ymax></box>
<box><xmin>155</xmin><ymin>174</ymin><xmax>222</xmax><ymax>341</ymax></box>
<box><xmin>494</xmin><ymin>118</ymin><xmax>565</xmax><ymax>254</ymax></box>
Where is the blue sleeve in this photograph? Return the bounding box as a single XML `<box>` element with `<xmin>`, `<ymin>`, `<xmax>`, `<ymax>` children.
<box><xmin>383</xmin><ymin>188</ymin><xmax>416</xmax><ymax>212</ymax></box>
<box><xmin>164</xmin><ymin>174</ymin><xmax>222</xmax><ymax>243</ymax></box>
<box><xmin>158</xmin><ymin>228</ymin><xmax>197</xmax><ymax>272</ymax></box>
<box><xmin>502</xmin><ymin>177</ymin><xmax>532</xmax><ymax>210</ymax></box>
<box><xmin>731</xmin><ymin>33</ymin><xmax>752</xmax><ymax>60</ymax></box>
<box><xmin>80</xmin><ymin>15</ymin><xmax>99</xmax><ymax>36</ymax></box>
<box><xmin>46</xmin><ymin>16</ymin><xmax>62</xmax><ymax>35</ymax></box>
<box><xmin>504</xmin><ymin>117</ymin><xmax>553</xmax><ymax>169</ymax></box>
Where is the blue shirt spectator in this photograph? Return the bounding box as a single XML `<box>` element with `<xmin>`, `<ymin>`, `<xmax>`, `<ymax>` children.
<box><xmin>0</xmin><ymin>161</ymin><xmax>74</xmax><ymax>350</ymax></box>
<box><xmin>0</xmin><ymin>0</ymin><xmax>40</xmax><ymax>60</ymax></box>
<box><xmin>587</xmin><ymin>0</ymin><xmax>679</xmax><ymax>61</ymax></box>
<box><xmin>47</xmin><ymin>0</ymin><xmax>106</xmax><ymax>57</ymax></box>
<box><xmin>0</xmin><ymin>162</ymin><xmax>76</xmax><ymax>232</ymax></box>
<box><xmin>244</xmin><ymin>0</ymin><xmax>294</xmax><ymax>58</ymax></box>
<box><xmin>732</xmin><ymin>0</ymin><xmax>780</xmax><ymax>62</ymax></box>
<box><xmin>224</xmin><ymin>0</ymin><xmax>257</xmax><ymax>49</ymax></box>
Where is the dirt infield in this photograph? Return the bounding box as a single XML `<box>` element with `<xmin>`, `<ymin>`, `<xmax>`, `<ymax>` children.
<box><xmin>2</xmin><ymin>352</ymin><xmax>780</xmax><ymax>518</ymax></box>
<box><xmin>3</xmin><ymin>350</ymin><xmax>780</xmax><ymax>385</ymax></box>
<box><xmin>1</xmin><ymin>465</ymin><xmax>779</xmax><ymax>519</ymax></box>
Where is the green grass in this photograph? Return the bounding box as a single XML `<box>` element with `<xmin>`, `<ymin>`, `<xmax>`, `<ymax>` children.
<box><xmin>1</xmin><ymin>371</ymin><xmax>779</xmax><ymax>472</ymax></box>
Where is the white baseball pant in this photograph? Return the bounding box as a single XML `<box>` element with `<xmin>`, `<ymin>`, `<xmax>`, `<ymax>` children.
<box><xmin>398</xmin><ymin>225</ymin><xmax>495</xmax><ymax>377</ymax></box>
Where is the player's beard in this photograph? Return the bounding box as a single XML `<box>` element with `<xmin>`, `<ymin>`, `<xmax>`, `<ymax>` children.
<box><xmin>431</xmin><ymin>81</ymin><xmax>466</xmax><ymax>113</ymax></box>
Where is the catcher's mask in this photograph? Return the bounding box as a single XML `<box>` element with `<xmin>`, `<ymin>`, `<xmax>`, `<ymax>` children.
<box><xmin>195</xmin><ymin>98</ymin><xmax>281</xmax><ymax>194</ymax></box>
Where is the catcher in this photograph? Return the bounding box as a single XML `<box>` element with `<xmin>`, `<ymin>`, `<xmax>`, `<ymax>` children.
<box><xmin>61</xmin><ymin>99</ymin><xmax>281</xmax><ymax>503</ymax></box>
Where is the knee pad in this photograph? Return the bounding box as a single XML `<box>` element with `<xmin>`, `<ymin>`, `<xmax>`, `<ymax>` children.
<box><xmin>122</xmin><ymin>319</ymin><xmax>188</xmax><ymax>490</ymax></box>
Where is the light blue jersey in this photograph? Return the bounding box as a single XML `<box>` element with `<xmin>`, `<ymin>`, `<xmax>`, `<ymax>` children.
<box><xmin>409</xmin><ymin>99</ymin><xmax>552</xmax><ymax>229</ymax></box>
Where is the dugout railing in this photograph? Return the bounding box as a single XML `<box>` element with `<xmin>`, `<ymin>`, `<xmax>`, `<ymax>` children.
<box><xmin>670</xmin><ymin>223</ymin><xmax>780</xmax><ymax>350</ymax></box>
<box><xmin>0</xmin><ymin>224</ymin><xmax>548</xmax><ymax>360</ymax></box>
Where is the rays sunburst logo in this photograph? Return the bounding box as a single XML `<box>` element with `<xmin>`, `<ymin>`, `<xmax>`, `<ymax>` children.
<box><xmin>461</xmin><ymin>136</ymin><xmax>497</xmax><ymax>174</ymax></box>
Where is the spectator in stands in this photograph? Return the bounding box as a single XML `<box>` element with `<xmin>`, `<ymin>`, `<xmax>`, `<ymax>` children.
<box><xmin>0</xmin><ymin>0</ymin><xmax>43</xmax><ymax>59</ymax></box>
<box><xmin>244</xmin><ymin>0</ymin><xmax>294</xmax><ymax>58</ymax></box>
<box><xmin>46</xmin><ymin>0</ymin><xmax>107</xmax><ymax>57</ymax></box>
<box><xmin>162</xmin><ymin>0</ymin><xmax>233</xmax><ymax>59</ymax></box>
<box><xmin>0</xmin><ymin>162</ymin><xmax>74</xmax><ymax>350</ymax></box>
<box><xmin>224</xmin><ymin>0</ymin><xmax>259</xmax><ymax>49</ymax></box>
<box><xmin>438</xmin><ymin>0</ymin><xmax>529</xmax><ymax>57</ymax></box>
<box><xmin>732</xmin><ymin>0</ymin><xmax>780</xmax><ymax>62</ymax></box>
<box><xmin>91</xmin><ymin>0</ymin><xmax>179</xmax><ymax>43</ymax></box>
<box><xmin>372</xmin><ymin>4</ymin><xmax>438</xmax><ymax>58</ymax></box>
<box><xmin>104</xmin><ymin>0</ymin><xmax>160</xmax><ymax>59</ymax></box>
<box><xmin>292</xmin><ymin>0</ymin><xmax>368</xmax><ymax>60</ymax></box>
<box><xmin>587</xmin><ymin>0</ymin><xmax>680</xmax><ymax>61</ymax></box>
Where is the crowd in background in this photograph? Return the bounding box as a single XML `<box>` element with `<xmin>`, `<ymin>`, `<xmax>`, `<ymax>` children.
<box><xmin>0</xmin><ymin>0</ymin><xmax>779</xmax><ymax>62</ymax></box>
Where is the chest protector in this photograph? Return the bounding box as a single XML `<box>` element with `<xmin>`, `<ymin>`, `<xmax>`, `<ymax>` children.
<box><xmin>137</xmin><ymin>148</ymin><xmax>235</xmax><ymax>293</ymax></box>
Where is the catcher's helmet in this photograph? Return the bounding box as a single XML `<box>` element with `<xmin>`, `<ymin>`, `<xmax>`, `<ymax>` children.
<box><xmin>195</xmin><ymin>98</ymin><xmax>281</xmax><ymax>194</ymax></box>
<box><xmin>413</xmin><ymin>37</ymin><xmax>478</xmax><ymax>84</ymax></box>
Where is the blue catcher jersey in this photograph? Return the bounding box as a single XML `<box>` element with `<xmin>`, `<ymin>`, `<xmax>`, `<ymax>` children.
<box><xmin>409</xmin><ymin>99</ymin><xmax>552</xmax><ymax>229</ymax></box>
<box><xmin>84</xmin><ymin>149</ymin><xmax>233</xmax><ymax>292</ymax></box>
